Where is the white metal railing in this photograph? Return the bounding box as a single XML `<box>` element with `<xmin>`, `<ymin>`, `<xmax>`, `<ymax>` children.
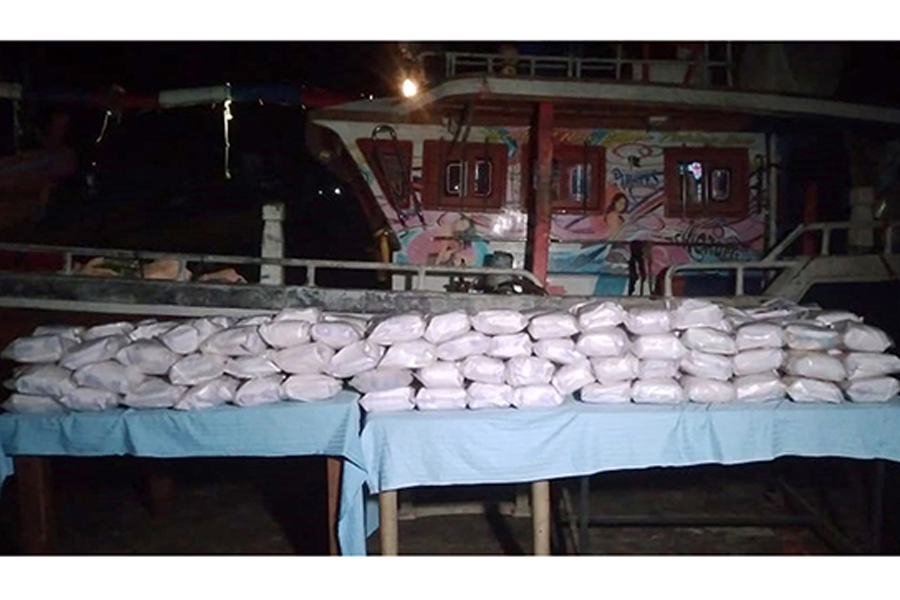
<box><xmin>662</xmin><ymin>260</ymin><xmax>801</xmax><ymax>298</ymax></box>
<box><xmin>764</xmin><ymin>220</ymin><xmax>898</xmax><ymax>261</ymax></box>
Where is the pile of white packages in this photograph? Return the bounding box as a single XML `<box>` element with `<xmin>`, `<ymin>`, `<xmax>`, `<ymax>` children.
<box><xmin>3</xmin><ymin>298</ymin><xmax>899</xmax><ymax>415</ymax></box>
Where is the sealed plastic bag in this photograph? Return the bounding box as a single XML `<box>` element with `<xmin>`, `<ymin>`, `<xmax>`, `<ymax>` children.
<box><xmin>783</xmin><ymin>322</ymin><xmax>841</xmax><ymax>351</ymax></box>
<box><xmin>462</xmin><ymin>355</ymin><xmax>506</xmax><ymax>384</ymax></box>
<box><xmin>12</xmin><ymin>364</ymin><xmax>76</xmax><ymax>398</ymax></box>
<box><xmin>734</xmin><ymin>373</ymin><xmax>785</xmax><ymax>403</ymax></box>
<box><xmin>311</xmin><ymin>321</ymin><xmax>364</xmax><ymax>350</ymax></box>
<box><xmin>551</xmin><ymin>360</ymin><xmax>595</xmax><ymax>396</ymax></box>
<box><xmin>3</xmin><ymin>335</ymin><xmax>71</xmax><ymax>364</ymax></box>
<box><xmin>224</xmin><ymin>353</ymin><xmax>282</xmax><ymax>379</ymax></box>
<box><xmin>159</xmin><ymin>323</ymin><xmax>203</xmax><ymax>355</ymax></box>
<box><xmin>235</xmin><ymin>315</ymin><xmax>273</xmax><ymax>327</ymax></box>
<box><xmin>60</xmin><ymin>335</ymin><xmax>131</xmax><ymax>370</ymax></box>
<box><xmin>631</xmin><ymin>334</ymin><xmax>686</xmax><ymax>361</ymax></box>
<box><xmin>174</xmin><ymin>376</ymin><xmax>239</xmax><ymax>411</ymax></box>
<box><xmin>534</xmin><ymin>338</ymin><xmax>586</xmax><ymax>365</ymax></box>
<box><xmin>579</xmin><ymin>381</ymin><xmax>632</xmax><ymax>404</ymax></box>
<box><xmin>1</xmin><ymin>393</ymin><xmax>66</xmax><ymax>414</ymax></box>
<box><xmin>59</xmin><ymin>387</ymin><xmax>120</xmax><ymax>411</ymax></box>
<box><xmin>840</xmin><ymin>323</ymin><xmax>892</xmax><ymax>353</ymax></box>
<box><xmin>680</xmin><ymin>350</ymin><xmax>733</xmax><ymax>381</ymax></box>
<box><xmin>272</xmin><ymin>343</ymin><xmax>334</xmax><ymax>375</ymax></box>
<box><xmin>423</xmin><ymin>311</ymin><xmax>471</xmax><ymax>345</ymax></box>
<box><xmin>258</xmin><ymin>320</ymin><xmax>312</xmax><ymax>348</ymax></box>
<box><xmin>575</xmin><ymin>300</ymin><xmax>626</xmax><ymax>332</ymax></box>
<box><xmin>624</xmin><ymin>306</ymin><xmax>671</xmax><ymax>335</ymax></box>
<box><xmin>575</xmin><ymin>328</ymin><xmax>629</xmax><ymax>358</ymax></box>
<box><xmin>83</xmin><ymin>321</ymin><xmax>136</xmax><ymax>341</ymax></box>
<box><xmin>414</xmin><ymin>387</ymin><xmax>468</xmax><ymax>411</ymax></box>
<box><xmin>129</xmin><ymin>320</ymin><xmax>177</xmax><ymax>342</ymax></box>
<box><xmin>631</xmin><ymin>378</ymin><xmax>686</xmax><ymax>404</ymax></box>
<box><xmin>591</xmin><ymin>354</ymin><xmax>640</xmax><ymax>383</ymax></box>
<box><xmin>359</xmin><ymin>386</ymin><xmax>415</xmax><ymax>412</ymax></box>
<box><xmin>668</xmin><ymin>298</ymin><xmax>725</xmax><ymax>330</ymax></box>
<box><xmin>733</xmin><ymin>348</ymin><xmax>785</xmax><ymax>376</ymax></box>
<box><xmin>233</xmin><ymin>375</ymin><xmax>284</xmax><ymax>407</ymax></box>
<box><xmin>488</xmin><ymin>333</ymin><xmax>533</xmax><ymax>359</ymax></box>
<box><xmin>842</xmin><ymin>377</ymin><xmax>899</xmax><ymax>403</ymax></box>
<box><xmin>784</xmin><ymin>376</ymin><xmax>843</xmax><ymax>403</ymax></box>
<box><xmin>784</xmin><ymin>352</ymin><xmax>846</xmax><ymax>382</ymax></box>
<box><xmin>200</xmin><ymin>326</ymin><xmax>267</xmax><ymax>356</ymax></box>
<box><xmin>73</xmin><ymin>361</ymin><xmax>145</xmax><ymax>395</ymax></box>
<box><xmin>681</xmin><ymin>327</ymin><xmax>737</xmax><ymax>355</ymax></box>
<box><xmin>123</xmin><ymin>377</ymin><xmax>185</xmax><ymax>409</ymax></box>
<box><xmin>328</xmin><ymin>340</ymin><xmax>385</xmax><ymax>378</ymax></box>
<box><xmin>682</xmin><ymin>375</ymin><xmax>736</xmax><ymax>404</ymax></box>
<box><xmin>435</xmin><ymin>331</ymin><xmax>491</xmax><ymax>361</ymax></box>
<box><xmin>115</xmin><ymin>339</ymin><xmax>180</xmax><ymax>375</ymax></box>
<box><xmin>511</xmin><ymin>385</ymin><xmax>564</xmax><ymax>409</ymax></box>
<box><xmin>282</xmin><ymin>374</ymin><xmax>343</xmax><ymax>401</ymax></box>
<box><xmin>379</xmin><ymin>340</ymin><xmax>436</xmax><ymax>369</ymax></box>
<box><xmin>466</xmin><ymin>382</ymin><xmax>513</xmax><ymax>409</ymax></box>
<box><xmin>368</xmin><ymin>313</ymin><xmax>426</xmax><ymax>345</ymax></box>
<box><xmin>506</xmin><ymin>356</ymin><xmax>555</xmax><ymax>387</ymax></box>
<box><xmin>472</xmin><ymin>310</ymin><xmax>528</xmax><ymax>335</ymax></box>
<box><xmin>815</xmin><ymin>310</ymin><xmax>862</xmax><ymax>327</ymax></box>
<box><xmin>168</xmin><ymin>353</ymin><xmax>227</xmax><ymax>386</ymax></box>
<box><xmin>32</xmin><ymin>325</ymin><xmax>85</xmax><ymax>342</ymax></box>
<box><xmin>273</xmin><ymin>307</ymin><xmax>321</xmax><ymax>324</ymax></box>
<box><xmin>416</xmin><ymin>361</ymin><xmax>464</xmax><ymax>388</ymax></box>
<box><xmin>735</xmin><ymin>323</ymin><xmax>784</xmax><ymax>351</ymax></box>
<box><xmin>843</xmin><ymin>352</ymin><xmax>900</xmax><ymax>380</ymax></box>
<box><xmin>349</xmin><ymin>368</ymin><xmax>413</xmax><ymax>394</ymax></box>
<box><xmin>528</xmin><ymin>312</ymin><xmax>579</xmax><ymax>340</ymax></box>
<box><xmin>638</xmin><ymin>359</ymin><xmax>679</xmax><ymax>380</ymax></box>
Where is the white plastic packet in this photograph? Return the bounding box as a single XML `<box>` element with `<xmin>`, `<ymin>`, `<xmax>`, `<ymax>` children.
<box><xmin>159</xmin><ymin>323</ymin><xmax>203</xmax><ymax>355</ymax></box>
<box><xmin>842</xmin><ymin>377</ymin><xmax>899</xmax><ymax>403</ymax></box>
<box><xmin>258</xmin><ymin>320</ymin><xmax>312</xmax><ymax>348</ymax></box>
<box><xmin>2</xmin><ymin>335</ymin><xmax>71</xmax><ymax>364</ymax></box>
<box><xmin>506</xmin><ymin>356</ymin><xmax>555</xmax><ymax>387</ymax></box>
<box><xmin>668</xmin><ymin>298</ymin><xmax>725</xmax><ymax>330</ymax></box>
<box><xmin>174</xmin><ymin>376</ymin><xmax>239</xmax><ymax>411</ymax></box>
<box><xmin>591</xmin><ymin>354</ymin><xmax>640</xmax><ymax>383</ymax></box>
<box><xmin>233</xmin><ymin>375</ymin><xmax>284</xmax><ymax>407</ymax></box>
<box><xmin>528</xmin><ymin>312</ymin><xmax>579</xmax><ymax>340</ymax></box>
<box><xmin>462</xmin><ymin>355</ymin><xmax>507</xmax><ymax>384</ymax></box>
<box><xmin>734</xmin><ymin>373</ymin><xmax>785</xmax><ymax>403</ymax></box>
<box><xmin>328</xmin><ymin>341</ymin><xmax>385</xmax><ymax>378</ymax></box>
<box><xmin>574</xmin><ymin>301</ymin><xmax>626</xmax><ymax>332</ymax></box>
<box><xmin>224</xmin><ymin>353</ymin><xmax>282</xmax><ymax>379</ymax></box>
<box><xmin>511</xmin><ymin>384</ymin><xmax>564</xmax><ymax>409</ymax></box>
<box><xmin>368</xmin><ymin>313</ymin><xmax>426</xmax><ymax>345</ymax></box>
<box><xmin>435</xmin><ymin>331</ymin><xmax>491</xmax><ymax>361</ymax></box>
<box><xmin>682</xmin><ymin>375</ymin><xmax>736</xmax><ymax>404</ymax></box>
<box><xmin>631</xmin><ymin>334</ymin><xmax>686</xmax><ymax>361</ymax></box>
<box><xmin>12</xmin><ymin>364</ymin><xmax>76</xmax><ymax>398</ymax></box>
<box><xmin>73</xmin><ymin>361</ymin><xmax>145</xmax><ymax>395</ymax></box>
<box><xmin>488</xmin><ymin>333</ymin><xmax>533</xmax><ymax>359</ymax></box>
<box><xmin>1</xmin><ymin>393</ymin><xmax>67</xmax><ymax>414</ymax></box>
<box><xmin>129</xmin><ymin>320</ymin><xmax>178</xmax><ymax>342</ymax></box>
<box><xmin>349</xmin><ymin>368</ymin><xmax>413</xmax><ymax>394</ymax></box>
<box><xmin>416</xmin><ymin>361</ymin><xmax>464</xmax><ymax>389</ymax></box>
<box><xmin>200</xmin><ymin>326</ymin><xmax>267</xmax><ymax>356</ymax></box>
<box><xmin>168</xmin><ymin>353</ymin><xmax>227</xmax><ymax>386</ymax></box>
<box><xmin>784</xmin><ymin>352</ymin><xmax>846</xmax><ymax>382</ymax></box>
<box><xmin>638</xmin><ymin>359</ymin><xmax>679</xmax><ymax>380</ymax></box>
<box><xmin>466</xmin><ymin>382</ymin><xmax>513</xmax><ymax>409</ymax></box>
<box><xmin>534</xmin><ymin>339</ymin><xmax>587</xmax><ymax>365</ymax></box>
<box><xmin>840</xmin><ymin>323</ymin><xmax>892</xmax><ymax>353</ymax></box>
<box><xmin>551</xmin><ymin>360</ymin><xmax>595</xmax><ymax>396</ymax></box>
<box><xmin>575</xmin><ymin>328</ymin><xmax>629</xmax><ymax>358</ymax></box>
<box><xmin>733</xmin><ymin>348</ymin><xmax>786</xmax><ymax>376</ymax></box>
<box><xmin>815</xmin><ymin>311</ymin><xmax>862</xmax><ymax>327</ymax></box>
<box><xmin>379</xmin><ymin>340</ymin><xmax>436</xmax><ymax>369</ymax></box>
<box><xmin>735</xmin><ymin>323</ymin><xmax>784</xmax><ymax>351</ymax></box>
<box><xmin>60</xmin><ymin>335</ymin><xmax>131</xmax><ymax>370</ymax></box>
<box><xmin>414</xmin><ymin>388</ymin><xmax>468</xmax><ymax>411</ymax></box>
<box><xmin>311</xmin><ymin>321</ymin><xmax>364</xmax><ymax>350</ymax></box>
<box><xmin>115</xmin><ymin>340</ymin><xmax>180</xmax><ymax>375</ymax></box>
<box><xmin>192</xmin><ymin>316</ymin><xmax>232</xmax><ymax>340</ymax></box>
<box><xmin>680</xmin><ymin>350</ymin><xmax>734</xmax><ymax>381</ymax></box>
<box><xmin>681</xmin><ymin>327</ymin><xmax>737</xmax><ymax>355</ymax></box>
<box><xmin>82</xmin><ymin>321</ymin><xmax>136</xmax><ymax>341</ymax></box>
<box><xmin>59</xmin><ymin>387</ymin><xmax>120</xmax><ymax>412</ymax></box>
<box><xmin>624</xmin><ymin>306</ymin><xmax>671</xmax><ymax>335</ymax></box>
<box><xmin>745</xmin><ymin>298</ymin><xmax>810</xmax><ymax>323</ymax></box>
<box><xmin>783</xmin><ymin>322</ymin><xmax>841</xmax><ymax>351</ymax></box>
<box><xmin>273</xmin><ymin>307</ymin><xmax>321</xmax><ymax>324</ymax></box>
<box><xmin>423</xmin><ymin>311</ymin><xmax>471</xmax><ymax>345</ymax></box>
<box><xmin>359</xmin><ymin>387</ymin><xmax>415</xmax><ymax>412</ymax></box>
<box><xmin>272</xmin><ymin>343</ymin><xmax>334</xmax><ymax>375</ymax></box>
<box><xmin>32</xmin><ymin>325</ymin><xmax>85</xmax><ymax>342</ymax></box>
<box><xmin>235</xmin><ymin>315</ymin><xmax>273</xmax><ymax>327</ymax></box>
<box><xmin>579</xmin><ymin>381</ymin><xmax>632</xmax><ymax>404</ymax></box>
<box><xmin>784</xmin><ymin>376</ymin><xmax>843</xmax><ymax>404</ymax></box>
<box><xmin>472</xmin><ymin>310</ymin><xmax>528</xmax><ymax>335</ymax></box>
<box><xmin>631</xmin><ymin>378</ymin><xmax>686</xmax><ymax>404</ymax></box>
<box><xmin>843</xmin><ymin>352</ymin><xmax>900</xmax><ymax>380</ymax></box>
<box><xmin>123</xmin><ymin>377</ymin><xmax>185</xmax><ymax>409</ymax></box>
<box><xmin>281</xmin><ymin>374</ymin><xmax>343</xmax><ymax>401</ymax></box>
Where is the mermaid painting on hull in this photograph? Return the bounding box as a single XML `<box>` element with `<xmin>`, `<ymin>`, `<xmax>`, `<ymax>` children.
<box><xmin>399</xmin><ymin>213</ymin><xmax>490</xmax><ymax>267</ymax></box>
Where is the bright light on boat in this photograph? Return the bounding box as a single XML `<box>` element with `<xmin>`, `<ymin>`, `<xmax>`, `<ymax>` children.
<box><xmin>401</xmin><ymin>78</ymin><xmax>418</xmax><ymax>98</ymax></box>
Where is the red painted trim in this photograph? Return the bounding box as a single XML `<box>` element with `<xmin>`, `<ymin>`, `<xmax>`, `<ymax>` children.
<box><xmin>357</xmin><ymin>138</ymin><xmax>414</xmax><ymax>213</ymax></box>
<box><xmin>421</xmin><ymin>140</ymin><xmax>507</xmax><ymax>211</ymax></box>
<box><xmin>663</xmin><ymin>147</ymin><xmax>750</xmax><ymax>219</ymax></box>
<box><xmin>530</xmin><ymin>102</ymin><xmax>554</xmax><ymax>286</ymax></box>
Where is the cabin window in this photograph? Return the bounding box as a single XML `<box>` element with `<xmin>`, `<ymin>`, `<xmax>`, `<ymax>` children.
<box><xmin>423</xmin><ymin>140</ymin><xmax>507</xmax><ymax>210</ymax></box>
<box><xmin>550</xmin><ymin>144</ymin><xmax>605</xmax><ymax>212</ymax></box>
<box><xmin>664</xmin><ymin>147</ymin><xmax>748</xmax><ymax>218</ymax></box>
<box><xmin>357</xmin><ymin>138</ymin><xmax>414</xmax><ymax>212</ymax></box>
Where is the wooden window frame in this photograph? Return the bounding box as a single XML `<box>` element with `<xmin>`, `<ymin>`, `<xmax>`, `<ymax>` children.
<box><xmin>520</xmin><ymin>143</ymin><xmax>606</xmax><ymax>213</ymax></box>
<box><xmin>357</xmin><ymin>138</ymin><xmax>414</xmax><ymax>212</ymax></box>
<box><xmin>664</xmin><ymin>147</ymin><xmax>749</xmax><ymax>218</ymax></box>
<box><xmin>422</xmin><ymin>140</ymin><xmax>507</xmax><ymax>211</ymax></box>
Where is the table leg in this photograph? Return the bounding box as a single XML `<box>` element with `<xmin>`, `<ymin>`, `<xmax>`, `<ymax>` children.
<box><xmin>15</xmin><ymin>456</ymin><xmax>55</xmax><ymax>554</ymax></box>
<box><xmin>871</xmin><ymin>459</ymin><xmax>885</xmax><ymax>554</ymax></box>
<box><xmin>532</xmin><ymin>480</ymin><xmax>551</xmax><ymax>556</ymax></box>
<box><xmin>326</xmin><ymin>457</ymin><xmax>342</xmax><ymax>555</ymax></box>
<box><xmin>379</xmin><ymin>490</ymin><xmax>399</xmax><ymax>555</ymax></box>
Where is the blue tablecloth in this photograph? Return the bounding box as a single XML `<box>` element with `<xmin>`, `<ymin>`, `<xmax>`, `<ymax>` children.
<box><xmin>0</xmin><ymin>390</ymin><xmax>370</xmax><ymax>556</ymax></box>
<box><xmin>361</xmin><ymin>397</ymin><xmax>900</xmax><ymax>494</ymax></box>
